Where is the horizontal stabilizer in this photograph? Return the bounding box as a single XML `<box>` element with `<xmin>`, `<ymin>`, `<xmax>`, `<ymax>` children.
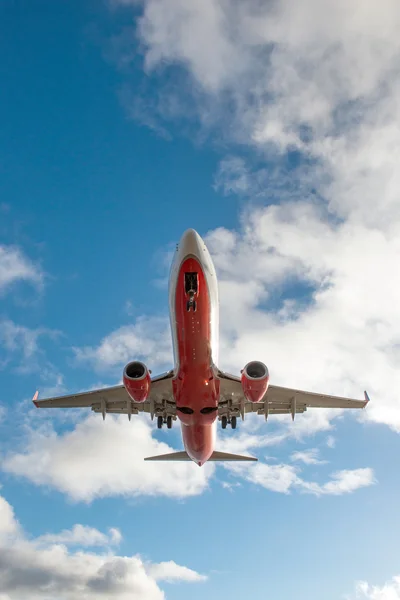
<box><xmin>144</xmin><ymin>450</ymin><xmax>257</xmax><ymax>462</ymax></box>
<box><xmin>209</xmin><ymin>451</ymin><xmax>257</xmax><ymax>461</ymax></box>
<box><xmin>144</xmin><ymin>451</ymin><xmax>190</xmax><ymax>461</ymax></box>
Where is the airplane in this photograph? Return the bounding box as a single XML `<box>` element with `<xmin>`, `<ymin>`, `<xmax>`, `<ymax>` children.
<box><xmin>33</xmin><ymin>228</ymin><xmax>370</xmax><ymax>466</ymax></box>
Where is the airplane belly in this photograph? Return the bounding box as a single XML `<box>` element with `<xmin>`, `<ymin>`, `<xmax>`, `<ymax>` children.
<box><xmin>172</xmin><ymin>257</ymin><xmax>220</xmax><ymax>427</ymax></box>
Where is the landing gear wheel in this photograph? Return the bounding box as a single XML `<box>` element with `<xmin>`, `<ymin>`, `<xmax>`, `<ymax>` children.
<box><xmin>231</xmin><ymin>416</ymin><xmax>237</xmax><ymax>429</ymax></box>
<box><xmin>166</xmin><ymin>416</ymin><xmax>172</xmax><ymax>429</ymax></box>
<box><xmin>221</xmin><ymin>416</ymin><xmax>227</xmax><ymax>429</ymax></box>
<box><xmin>186</xmin><ymin>299</ymin><xmax>197</xmax><ymax>312</ymax></box>
<box><xmin>157</xmin><ymin>416</ymin><xmax>163</xmax><ymax>429</ymax></box>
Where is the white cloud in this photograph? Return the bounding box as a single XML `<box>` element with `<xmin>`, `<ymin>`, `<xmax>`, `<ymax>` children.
<box><xmin>36</xmin><ymin>524</ymin><xmax>122</xmax><ymax>548</ymax></box>
<box><xmin>74</xmin><ymin>316</ymin><xmax>172</xmax><ymax>373</ymax></box>
<box><xmin>299</xmin><ymin>468</ymin><xmax>376</xmax><ymax>496</ymax></box>
<box><xmin>290</xmin><ymin>448</ymin><xmax>327</xmax><ymax>465</ymax></box>
<box><xmin>0</xmin><ymin>320</ymin><xmax>54</xmax><ymax>362</ymax></box>
<box><xmin>217</xmin><ymin>429</ymin><xmax>289</xmax><ymax>456</ymax></box>
<box><xmin>0</xmin><ymin>245</ymin><xmax>43</xmax><ymax>294</ymax></box>
<box><xmin>326</xmin><ymin>436</ymin><xmax>336</xmax><ymax>449</ymax></box>
<box><xmin>0</xmin><ymin>492</ymin><xmax>206</xmax><ymax>599</ymax></box>
<box><xmin>0</xmin><ymin>496</ymin><xmax>20</xmax><ymax>540</ymax></box>
<box><xmin>227</xmin><ymin>462</ymin><xmax>299</xmax><ymax>494</ymax></box>
<box><xmin>136</xmin><ymin>0</ymin><xmax>248</xmax><ymax>93</ymax></box>
<box><xmin>0</xmin><ymin>321</ymin><xmax>63</xmax><ymax>394</ymax></box>
<box><xmin>114</xmin><ymin>0</ymin><xmax>400</xmax><ymax>244</ymax></box>
<box><xmin>2</xmin><ymin>415</ymin><xmax>213</xmax><ymax>502</ymax></box>
<box><xmin>111</xmin><ymin>1</ymin><xmax>399</xmax><ymax>152</ymax></box>
<box><xmin>226</xmin><ymin>462</ymin><xmax>375</xmax><ymax>497</ymax></box>
<box><xmin>214</xmin><ymin>157</ymin><xmax>251</xmax><ymax>196</ymax></box>
<box><xmin>221</xmin><ymin>481</ymin><xmax>241</xmax><ymax>492</ymax></box>
<box><xmin>350</xmin><ymin>575</ymin><xmax>400</xmax><ymax>599</ymax></box>
<box><xmin>146</xmin><ymin>561</ymin><xmax>207</xmax><ymax>583</ymax></box>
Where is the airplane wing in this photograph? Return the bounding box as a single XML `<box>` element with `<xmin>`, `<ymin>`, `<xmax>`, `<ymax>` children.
<box><xmin>217</xmin><ymin>370</ymin><xmax>369</xmax><ymax>421</ymax></box>
<box><xmin>33</xmin><ymin>370</ymin><xmax>176</xmax><ymax>420</ymax></box>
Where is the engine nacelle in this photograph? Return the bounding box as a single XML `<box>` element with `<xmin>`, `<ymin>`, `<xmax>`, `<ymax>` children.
<box><xmin>123</xmin><ymin>361</ymin><xmax>151</xmax><ymax>403</ymax></box>
<box><xmin>241</xmin><ymin>361</ymin><xmax>270</xmax><ymax>403</ymax></box>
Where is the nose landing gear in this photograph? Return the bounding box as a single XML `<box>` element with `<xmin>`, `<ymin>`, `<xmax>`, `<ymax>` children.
<box><xmin>186</xmin><ymin>294</ymin><xmax>197</xmax><ymax>312</ymax></box>
<box><xmin>185</xmin><ymin>272</ymin><xmax>198</xmax><ymax>312</ymax></box>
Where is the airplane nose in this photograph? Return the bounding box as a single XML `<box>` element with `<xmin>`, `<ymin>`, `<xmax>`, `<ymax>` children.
<box><xmin>179</xmin><ymin>228</ymin><xmax>204</xmax><ymax>259</ymax></box>
<box><xmin>181</xmin><ymin>228</ymin><xmax>202</xmax><ymax>244</ymax></box>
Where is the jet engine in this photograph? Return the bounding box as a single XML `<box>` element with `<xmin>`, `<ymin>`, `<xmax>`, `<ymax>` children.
<box><xmin>123</xmin><ymin>361</ymin><xmax>151</xmax><ymax>403</ymax></box>
<box><xmin>241</xmin><ymin>361</ymin><xmax>270</xmax><ymax>403</ymax></box>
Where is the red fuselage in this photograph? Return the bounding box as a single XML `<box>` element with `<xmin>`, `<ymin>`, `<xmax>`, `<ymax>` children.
<box><xmin>170</xmin><ymin>233</ymin><xmax>220</xmax><ymax>465</ymax></box>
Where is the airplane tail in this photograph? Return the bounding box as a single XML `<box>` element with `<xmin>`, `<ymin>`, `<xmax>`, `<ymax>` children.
<box><xmin>144</xmin><ymin>450</ymin><xmax>257</xmax><ymax>462</ymax></box>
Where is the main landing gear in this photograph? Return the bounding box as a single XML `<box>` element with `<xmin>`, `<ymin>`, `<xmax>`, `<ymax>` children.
<box><xmin>157</xmin><ymin>415</ymin><xmax>173</xmax><ymax>429</ymax></box>
<box><xmin>221</xmin><ymin>415</ymin><xmax>237</xmax><ymax>429</ymax></box>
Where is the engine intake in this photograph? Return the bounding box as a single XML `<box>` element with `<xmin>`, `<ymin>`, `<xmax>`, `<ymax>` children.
<box><xmin>123</xmin><ymin>361</ymin><xmax>151</xmax><ymax>403</ymax></box>
<box><xmin>241</xmin><ymin>361</ymin><xmax>269</xmax><ymax>403</ymax></box>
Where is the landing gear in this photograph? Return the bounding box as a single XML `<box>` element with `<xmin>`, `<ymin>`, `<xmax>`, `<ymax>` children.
<box><xmin>185</xmin><ymin>272</ymin><xmax>198</xmax><ymax>312</ymax></box>
<box><xmin>220</xmin><ymin>415</ymin><xmax>238</xmax><ymax>429</ymax></box>
<box><xmin>186</xmin><ymin>298</ymin><xmax>197</xmax><ymax>312</ymax></box>
<box><xmin>156</xmin><ymin>414</ymin><xmax>173</xmax><ymax>429</ymax></box>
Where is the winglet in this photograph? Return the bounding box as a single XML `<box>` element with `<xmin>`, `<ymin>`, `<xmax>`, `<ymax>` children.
<box><xmin>363</xmin><ymin>390</ymin><xmax>371</xmax><ymax>407</ymax></box>
<box><xmin>32</xmin><ymin>391</ymin><xmax>39</xmax><ymax>408</ymax></box>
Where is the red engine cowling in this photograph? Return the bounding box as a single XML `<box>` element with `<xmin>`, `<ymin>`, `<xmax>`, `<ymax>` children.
<box><xmin>123</xmin><ymin>361</ymin><xmax>151</xmax><ymax>403</ymax></box>
<box><xmin>241</xmin><ymin>361</ymin><xmax>270</xmax><ymax>403</ymax></box>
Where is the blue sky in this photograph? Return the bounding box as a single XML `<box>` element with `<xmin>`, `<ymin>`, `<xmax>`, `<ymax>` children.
<box><xmin>2</xmin><ymin>1</ymin><xmax>400</xmax><ymax>599</ymax></box>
